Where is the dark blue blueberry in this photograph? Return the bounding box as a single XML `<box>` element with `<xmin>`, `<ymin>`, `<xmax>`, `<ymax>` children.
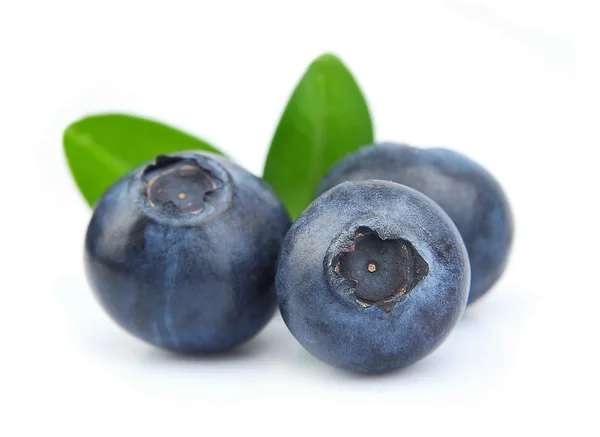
<box><xmin>316</xmin><ymin>143</ymin><xmax>513</xmax><ymax>305</ymax></box>
<box><xmin>85</xmin><ymin>152</ymin><xmax>291</xmax><ymax>352</ymax></box>
<box><xmin>276</xmin><ymin>180</ymin><xmax>470</xmax><ymax>373</ymax></box>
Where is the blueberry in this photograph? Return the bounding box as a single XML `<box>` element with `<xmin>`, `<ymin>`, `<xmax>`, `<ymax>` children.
<box><xmin>85</xmin><ymin>152</ymin><xmax>291</xmax><ymax>352</ymax></box>
<box><xmin>316</xmin><ymin>143</ymin><xmax>513</xmax><ymax>304</ymax></box>
<box><xmin>276</xmin><ymin>180</ymin><xmax>470</xmax><ymax>373</ymax></box>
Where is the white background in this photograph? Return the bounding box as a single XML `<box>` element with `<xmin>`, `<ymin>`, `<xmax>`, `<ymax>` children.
<box><xmin>1</xmin><ymin>1</ymin><xmax>597</xmax><ymax>435</ymax></box>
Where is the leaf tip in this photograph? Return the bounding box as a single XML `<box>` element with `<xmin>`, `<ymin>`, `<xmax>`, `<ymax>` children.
<box><xmin>62</xmin><ymin>121</ymin><xmax>79</xmax><ymax>153</ymax></box>
<box><xmin>312</xmin><ymin>52</ymin><xmax>345</xmax><ymax>67</ymax></box>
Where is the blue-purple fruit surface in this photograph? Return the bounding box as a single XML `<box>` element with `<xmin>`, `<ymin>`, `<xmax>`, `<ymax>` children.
<box><xmin>276</xmin><ymin>180</ymin><xmax>470</xmax><ymax>373</ymax></box>
<box><xmin>85</xmin><ymin>152</ymin><xmax>291</xmax><ymax>352</ymax></box>
<box><xmin>317</xmin><ymin>143</ymin><xmax>513</xmax><ymax>304</ymax></box>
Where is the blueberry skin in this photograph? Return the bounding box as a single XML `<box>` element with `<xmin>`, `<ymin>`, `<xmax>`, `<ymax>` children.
<box><xmin>276</xmin><ymin>180</ymin><xmax>470</xmax><ymax>373</ymax></box>
<box><xmin>316</xmin><ymin>143</ymin><xmax>513</xmax><ymax>304</ymax></box>
<box><xmin>85</xmin><ymin>152</ymin><xmax>291</xmax><ymax>352</ymax></box>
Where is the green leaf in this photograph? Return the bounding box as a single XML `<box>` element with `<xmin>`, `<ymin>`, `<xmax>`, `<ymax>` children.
<box><xmin>263</xmin><ymin>53</ymin><xmax>374</xmax><ymax>219</ymax></box>
<box><xmin>63</xmin><ymin>113</ymin><xmax>222</xmax><ymax>206</ymax></box>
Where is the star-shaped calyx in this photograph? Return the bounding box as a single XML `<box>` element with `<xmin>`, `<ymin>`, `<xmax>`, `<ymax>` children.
<box><xmin>333</xmin><ymin>228</ymin><xmax>429</xmax><ymax>313</ymax></box>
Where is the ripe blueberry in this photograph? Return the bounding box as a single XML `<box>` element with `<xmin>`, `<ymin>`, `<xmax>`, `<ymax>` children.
<box><xmin>316</xmin><ymin>143</ymin><xmax>513</xmax><ymax>304</ymax></box>
<box><xmin>85</xmin><ymin>152</ymin><xmax>291</xmax><ymax>352</ymax></box>
<box><xmin>276</xmin><ymin>180</ymin><xmax>470</xmax><ymax>373</ymax></box>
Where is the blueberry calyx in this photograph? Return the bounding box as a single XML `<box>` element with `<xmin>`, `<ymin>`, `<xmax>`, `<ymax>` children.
<box><xmin>139</xmin><ymin>153</ymin><xmax>233</xmax><ymax>225</ymax></box>
<box><xmin>333</xmin><ymin>227</ymin><xmax>429</xmax><ymax>313</ymax></box>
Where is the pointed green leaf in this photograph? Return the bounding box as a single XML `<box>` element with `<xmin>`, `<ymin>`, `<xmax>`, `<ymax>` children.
<box><xmin>263</xmin><ymin>53</ymin><xmax>374</xmax><ymax>219</ymax></box>
<box><xmin>63</xmin><ymin>113</ymin><xmax>222</xmax><ymax>206</ymax></box>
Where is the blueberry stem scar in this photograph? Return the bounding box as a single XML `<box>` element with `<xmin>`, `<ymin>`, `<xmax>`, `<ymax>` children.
<box><xmin>143</xmin><ymin>157</ymin><xmax>218</xmax><ymax>214</ymax></box>
<box><xmin>334</xmin><ymin>228</ymin><xmax>429</xmax><ymax>312</ymax></box>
